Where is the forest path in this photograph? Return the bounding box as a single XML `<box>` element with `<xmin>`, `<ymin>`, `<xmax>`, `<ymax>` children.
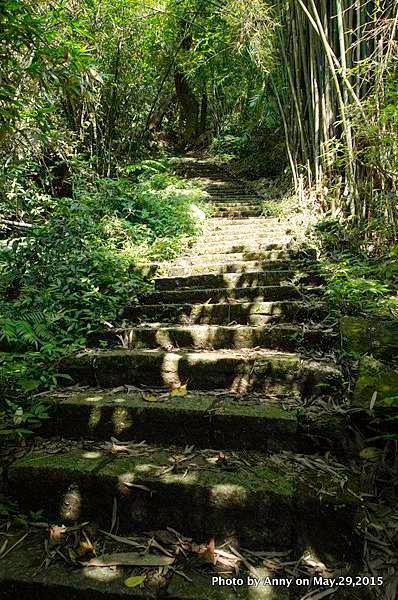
<box><xmin>1</xmin><ymin>159</ymin><xmax>367</xmax><ymax>600</ymax></box>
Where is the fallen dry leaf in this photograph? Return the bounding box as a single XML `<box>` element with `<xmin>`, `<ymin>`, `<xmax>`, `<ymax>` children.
<box><xmin>76</xmin><ymin>540</ymin><xmax>94</xmax><ymax>558</ymax></box>
<box><xmin>48</xmin><ymin>525</ymin><xmax>66</xmax><ymax>545</ymax></box>
<box><xmin>197</xmin><ymin>537</ymin><xmax>216</xmax><ymax>565</ymax></box>
<box><xmin>110</xmin><ymin>444</ymin><xmax>131</xmax><ymax>454</ymax></box>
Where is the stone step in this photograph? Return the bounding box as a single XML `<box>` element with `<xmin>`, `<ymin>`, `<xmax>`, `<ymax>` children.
<box><xmin>124</xmin><ymin>299</ymin><xmax>328</xmax><ymax>326</ymax></box>
<box><xmin>8</xmin><ymin>445</ymin><xmax>360</xmax><ymax>556</ymax></box>
<box><xmin>62</xmin><ymin>348</ymin><xmax>342</xmax><ymax>394</ymax></box>
<box><xmin>137</xmin><ymin>284</ymin><xmax>323</xmax><ymax>305</ymax></box>
<box><xmin>206</xmin><ymin>194</ymin><xmax>262</xmax><ymax>208</ymax></box>
<box><xmin>192</xmin><ymin>237</ymin><xmax>293</xmax><ymax>251</ymax></box>
<box><xmin>209</xmin><ymin>204</ymin><xmax>262</xmax><ymax>211</ymax></box>
<box><xmin>192</xmin><ymin>240</ymin><xmax>293</xmax><ymax>254</ymax></box>
<box><xmin>188</xmin><ymin>172</ymin><xmax>233</xmax><ymax>180</ymax></box>
<box><xmin>174</xmin><ymin>249</ymin><xmax>316</xmax><ymax>265</ymax></box>
<box><xmin>205</xmin><ymin>190</ymin><xmax>255</xmax><ymax>197</ymax></box>
<box><xmin>210</xmin><ymin>217</ymin><xmax>278</xmax><ymax>225</ymax></box>
<box><xmin>141</xmin><ymin>258</ymin><xmax>300</xmax><ymax>281</ymax></box>
<box><xmin>90</xmin><ymin>323</ymin><xmax>334</xmax><ymax>352</ymax></box>
<box><xmin>171</xmin><ymin>258</ymin><xmax>299</xmax><ymax>271</ymax></box>
<box><xmin>202</xmin><ymin>228</ymin><xmax>289</xmax><ymax>239</ymax></box>
<box><xmin>160</xmin><ymin>262</ymin><xmax>318</xmax><ymax>278</ymax></box>
<box><xmin>198</xmin><ymin>230</ymin><xmax>292</xmax><ymax>244</ymax></box>
<box><xmin>208</xmin><ymin>204</ymin><xmax>263</xmax><ymax>212</ymax></box>
<box><xmin>155</xmin><ymin>270</ymin><xmax>321</xmax><ymax>291</ymax></box>
<box><xmin>42</xmin><ymin>388</ymin><xmax>299</xmax><ymax>451</ymax></box>
<box><xmin>210</xmin><ymin>208</ymin><xmax>263</xmax><ymax>217</ymax></box>
<box><xmin>203</xmin><ymin>221</ymin><xmax>290</xmax><ymax>231</ymax></box>
<box><xmin>209</xmin><ymin>213</ymin><xmax>265</xmax><ymax>220</ymax></box>
<box><xmin>208</xmin><ymin>216</ymin><xmax>281</xmax><ymax>225</ymax></box>
<box><xmin>40</xmin><ymin>387</ymin><xmax>349</xmax><ymax>456</ymax></box>
<box><xmin>0</xmin><ymin>538</ymin><xmax>292</xmax><ymax>600</ymax></box>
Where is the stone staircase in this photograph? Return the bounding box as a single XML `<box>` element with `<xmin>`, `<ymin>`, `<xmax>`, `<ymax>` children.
<box><xmin>1</xmin><ymin>159</ymin><xmax>368</xmax><ymax>599</ymax></box>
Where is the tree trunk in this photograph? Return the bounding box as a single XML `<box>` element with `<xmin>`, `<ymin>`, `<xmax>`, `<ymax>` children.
<box><xmin>174</xmin><ymin>71</ymin><xmax>199</xmax><ymax>146</ymax></box>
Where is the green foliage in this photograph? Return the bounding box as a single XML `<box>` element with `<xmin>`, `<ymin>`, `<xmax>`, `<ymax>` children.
<box><xmin>0</xmin><ymin>163</ymin><xmax>204</xmax><ymax>406</ymax></box>
<box><xmin>315</xmin><ymin>218</ymin><xmax>398</xmax><ymax>318</ymax></box>
<box><xmin>0</xmin><ymin>497</ymin><xmax>44</xmax><ymax>525</ymax></box>
<box><xmin>0</xmin><ymin>400</ymin><xmax>50</xmax><ymax>439</ymax></box>
<box><xmin>210</xmin><ymin>126</ymin><xmax>286</xmax><ymax>178</ymax></box>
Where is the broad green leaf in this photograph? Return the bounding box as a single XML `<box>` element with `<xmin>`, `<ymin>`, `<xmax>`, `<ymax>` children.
<box><xmin>124</xmin><ymin>575</ymin><xmax>146</xmax><ymax>588</ymax></box>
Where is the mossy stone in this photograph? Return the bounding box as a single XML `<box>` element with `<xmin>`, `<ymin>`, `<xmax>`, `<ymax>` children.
<box><xmin>341</xmin><ymin>316</ymin><xmax>398</xmax><ymax>361</ymax></box>
<box><xmin>353</xmin><ymin>356</ymin><xmax>398</xmax><ymax>409</ymax></box>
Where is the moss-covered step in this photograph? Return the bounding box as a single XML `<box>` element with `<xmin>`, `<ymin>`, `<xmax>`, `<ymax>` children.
<box><xmin>160</xmin><ymin>262</ymin><xmax>319</xmax><ymax>279</ymax></box>
<box><xmin>204</xmin><ymin>184</ymin><xmax>251</xmax><ymax>191</ymax></box>
<box><xmin>89</xmin><ymin>323</ymin><xmax>334</xmax><ymax>352</ymax></box>
<box><xmin>62</xmin><ymin>348</ymin><xmax>342</xmax><ymax>394</ymax></box>
<box><xmin>208</xmin><ymin>208</ymin><xmax>263</xmax><ymax>217</ymax></box>
<box><xmin>167</xmin><ymin>569</ymin><xmax>373</xmax><ymax>600</ymax></box>
<box><xmin>192</xmin><ymin>240</ymin><xmax>292</xmax><ymax>255</ymax></box>
<box><xmin>0</xmin><ymin>534</ymin><xmax>293</xmax><ymax>600</ymax></box>
<box><xmin>124</xmin><ymin>300</ymin><xmax>328</xmax><ymax>326</ymax></box>
<box><xmin>194</xmin><ymin>230</ymin><xmax>293</xmax><ymax>244</ymax></box>
<box><xmin>206</xmin><ymin>195</ymin><xmax>261</xmax><ymax>203</ymax></box>
<box><xmin>137</xmin><ymin>285</ymin><xmax>323</xmax><ymax>307</ymax></box>
<box><xmin>204</xmin><ymin>222</ymin><xmax>291</xmax><ymax>233</ymax></box>
<box><xmin>160</xmin><ymin>259</ymin><xmax>297</xmax><ymax>274</ymax></box>
<box><xmin>42</xmin><ymin>389</ymin><xmax>298</xmax><ymax>451</ymax></box>
<box><xmin>205</xmin><ymin>188</ymin><xmax>253</xmax><ymax>195</ymax></box>
<box><xmin>341</xmin><ymin>316</ymin><xmax>398</xmax><ymax>361</ymax></box>
<box><xmin>154</xmin><ymin>271</ymin><xmax>321</xmax><ymax>292</ymax></box>
<box><xmin>207</xmin><ymin>200</ymin><xmax>262</xmax><ymax>208</ymax></box>
<box><xmin>353</xmin><ymin>356</ymin><xmax>398</xmax><ymax>410</ymax></box>
<box><xmin>207</xmin><ymin>207</ymin><xmax>264</xmax><ymax>216</ymax></box>
<box><xmin>0</xmin><ymin>531</ymin><xmax>155</xmax><ymax>600</ymax></box>
<box><xmin>208</xmin><ymin>217</ymin><xmax>280</xmax><ymax>225</ymax></box>
<box><xmin>173</xmin><ymin>249</ymin><xmax>316</xmax><ymax>266</ymax></box>
<box><xmin>8</xmin><ymin>446</ymin><xmax>361</xmax><ymax>558</ymax></box>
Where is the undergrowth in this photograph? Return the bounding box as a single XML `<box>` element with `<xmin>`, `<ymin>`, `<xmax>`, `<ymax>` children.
<box><xmin>314</xmin><ymin>218</ymin><xmax>398</xmax><ymax>320</ymax></box>
<box><xmin>0</xmin><ymin>160</ymin><xmax>205</xmax><ymax>437</ymax></box>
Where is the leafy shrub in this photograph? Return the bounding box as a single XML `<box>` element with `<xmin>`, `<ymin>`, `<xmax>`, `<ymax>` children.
<box><xmin>0</xmin><ymin>162</ymin><xmax>205</xmax><ymax>401</ymax></box>
<box><xmin>314</xmin><ymin>218</ymin><xmax>398</xmax><ymax>318</ymax></box>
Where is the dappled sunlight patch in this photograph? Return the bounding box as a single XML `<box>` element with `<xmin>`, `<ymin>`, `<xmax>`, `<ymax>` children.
<box><xmin>230</xmin><ymin>373</ymin><xmax>250</xmax><ymax>394</ymax></box>
<box><xmin>88</xmin><ymin>407</ymin><xmax>102</xmax><ymax>430</ymax></box>
<box><xmin>162</xmin><ymin>472</ymin><xmax>198</xmax><ymax>485</ymax></box>
<box><xmin>209</xmin><ymin>483</ymin><xmax>248</xmax><ymax>508</ymax></box>
<box><xmin>134</xmin><ymin>463</ymin><xmax>159</xmax><ymax>475</ymax></box>
<box><xmin>117</xmin><ymin>472</ymin><xmax>136</xmax><ymax>496</ymax></box>
<box><xmin>301</xmin><ymin>548</ymin><xmax>331</xmax><ymax>577</ymax></box>
<box><xmin>82</xmin><ymin>451</ymin><xmax>103</xmax><ymax>460</ymax></box>
<box><xmin>112</xmin><ymin>407</ymin><xmax>131</xmax><ymax>435</ymax></box>
<box><xmin>161</xmin><ymin>352</ymin><xmax>182</xmax><ymax>387</ymax></box>
<box><xmin>155</xmin><ymin>329</ymin><xmax>173</xmax><ymax>348</ymax></box>
<box><xmin>86</xmin><ymin>395</ymin><xmax>104</xmax><ymax>403</ymax></box>
<box><xmin>60</xmin><ymin>486</ymin><xmax>82</xmax><ymax>522</ymax></box>
<box><xmin>83</xmin><ymin>565</ymin><xmax>123</xmax><ymax>582</ymax></box>
<box><xmin>113</xmin><ymin>396</ymin><xmax>127</xmax><ymax>404</ymax></box>
<box><xmin>247</xmin><ymin>568</ymin><xmax>283</xmax><ymax>599</ymax></box>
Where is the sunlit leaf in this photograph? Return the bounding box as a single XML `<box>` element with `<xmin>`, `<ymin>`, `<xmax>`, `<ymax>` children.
<box><xmin>124</xmin><ymin>574</ymin><xmax>146</xmax><ymax>588</ymax></box>
<box><xmin>170</xmin><ymin>384</ymin><xmax>188</xmax><ymax>398</ymax></box>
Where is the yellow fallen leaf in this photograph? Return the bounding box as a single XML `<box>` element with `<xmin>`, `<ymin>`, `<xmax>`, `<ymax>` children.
<box><xmin>124</xmin><ymin>574</ymin><xmax>146</xmax><ymax>588</ymax></box>
<box><xmin>170</xmin><ymin>384</ymin><xmax>188</xmax><ymax>398</ymax></box>
<box><xmin>143</xmin><ymin>394</ymin><xmax>159</xmax><ymax>402</ymax></box>
<box><xmin>359</xmin><ymin>447</ymin><xmax>382</xmax><ymax>462</ymax></box>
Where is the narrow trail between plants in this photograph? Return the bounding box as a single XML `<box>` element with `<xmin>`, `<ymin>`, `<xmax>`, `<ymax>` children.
<box><xmin>1</xmin><ymin>159</ymin><xmax>371</xmax><ymax>599</ymax></box>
